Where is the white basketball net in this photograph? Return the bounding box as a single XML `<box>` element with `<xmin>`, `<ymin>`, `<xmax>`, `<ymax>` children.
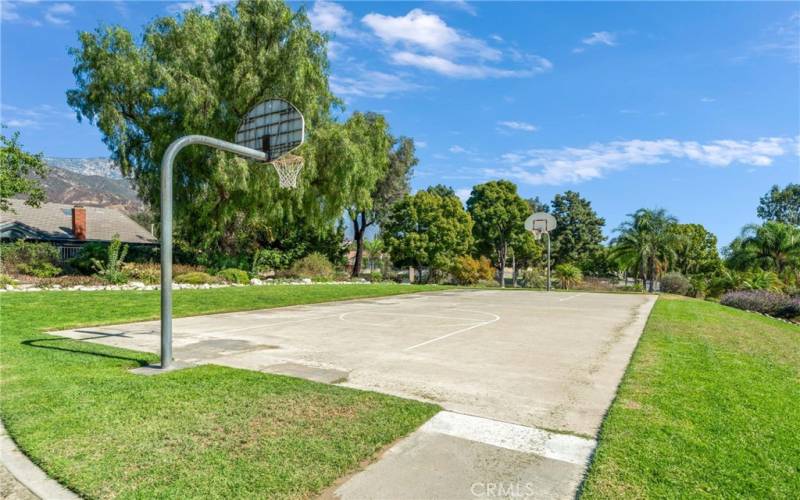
<box><xmin>270</xmin><ymin>153</ymin><xmax>304</xmax><ymax>189</ymax></box>
<box><xmin>532</xmin><ymin>228</ymin><xmax>543</xmax><ymax>241</ymax></box>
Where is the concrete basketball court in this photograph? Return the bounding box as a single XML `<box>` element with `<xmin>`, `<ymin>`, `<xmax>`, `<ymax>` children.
<box><xmin>54</xmin><ymin>289</ymin><xmax>656</xmax><ymax>499</ymax></box>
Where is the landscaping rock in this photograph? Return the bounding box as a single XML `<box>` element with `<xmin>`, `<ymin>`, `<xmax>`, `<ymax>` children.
<box><xmin>250</xmin><ymin>278</ymin><xmax>263</xmax><ymax>286</ymax></box>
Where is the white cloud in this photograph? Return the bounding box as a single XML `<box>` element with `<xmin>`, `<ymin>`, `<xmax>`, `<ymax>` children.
<box><xmin>582</xmin><ymin>31</ymin><xmax>617</xmax><ymax>46</ymax></box>
<box><xmin>498</xmin><ymin>121</ymin><xmax>538</xmax><ymax>133</ymax></box>
<box><xmin>392</xmin><ymin>50</ymin><xmax>550</xmax><ymax>79</ymax></box>
<box><xmin>446</xmin><ymin>0</ymin><xmax>477</xmax><ymax>17</ymax></box>
<box><xmin>700</xmin><ymin>97</ymin><xmax>716</xmax><ymax>103</ymax></box>
<box><xmin>416</xmin><ymin>140</ymin><xmax>428</xmax><ymax>148</ymax></box>
<box><xmin>361</xmin><ymin>8</ymin><xmax>550</xmax><ymax>79</ymax></box>
<box><xmin>5</xmin><ymin>119</ymin><xmax>37</xmax><ymax>128</ymax></box>
<box><xmin>487</xmin><ymin>137</ymin><xmax>799</xmax><ymax>186</ymax></box>
<box><xmin>1</xmin><ymin>1</ymin><xmax>21</xmax><ymax>21</ymax></box>
<box><xmin>308</xmin><ymin>0</ymin><xmax>358</xmax><ymax>39</ymax></box>
<box><xmin>449</xmin><ymin>145</ymin><xmax>468</xmax><ymax>153</ymax></box>
<box><xmin>363</xmin><ymin>8</ymin><xmax>500</xmax><ymax>60</ymax></box>
<box><xmin>2</xmin><ymin>103</ymin><xmax>73</xmax><ymax>129</ymax></box>
<box><xmin>167</xmin><ymin>0</ymin><xmax>230</xmax><ymax>14</ymax></box>
<box><xmin>748</xmin><ymin>11</ymin><xmax>800</xmax><ymax>64</ymax></box>
<box><xmin>44</xmin><ymin>3</ymin><xmax>74</xmax><ymax>25</ymax></box>
<box><xmin>330</xmin><ymin>69</ymin><xmax>422</xmax><ymax>98</ymax></box>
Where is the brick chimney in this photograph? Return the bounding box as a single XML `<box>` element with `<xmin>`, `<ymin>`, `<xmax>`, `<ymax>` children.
<box><xmin>72</xmin><ymin>206</ymin><xmax>87</xmax><ymax>241</ymax></box>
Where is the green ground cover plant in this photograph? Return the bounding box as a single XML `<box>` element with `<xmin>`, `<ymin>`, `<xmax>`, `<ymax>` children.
<box><xmin>0</xmin><ymin>284</ymin><xmax>442</xmax><ymax>498</ymax></box>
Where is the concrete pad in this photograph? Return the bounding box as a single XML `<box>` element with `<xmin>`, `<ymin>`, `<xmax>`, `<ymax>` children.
<box><xmin>129</xmin><ymin>360</ymin><xmax>195</xmax><ymax>375</ymax></box>
<box><xmin>53</xmin><ymin>290</ymin><xmax>654</xmax><ymax>436</ymax></box>
<box><xmin>52</xmin><ymin>289</ymin><xmax>657</xmax><ymax>498</ymax></box>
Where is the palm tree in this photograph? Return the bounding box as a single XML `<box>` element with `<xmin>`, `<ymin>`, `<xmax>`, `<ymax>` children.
<box><xmin>363</xmin><ymin>238</ymin><xmax>384</xmax><ymax>273</ymax></box>
<box><xmin>554</xmin><ymin>263</ymin><xmax>582</xmax><ymax>290</ymax></box>
<box><xmin>610</xmin><ymin>208</ymin><xmax>680</xmax><ymax>292</ymax></box>
<box><xmin>726</xmin><ymin>221</ymin><xmax>800</xmax><ymax>275</ymax></box>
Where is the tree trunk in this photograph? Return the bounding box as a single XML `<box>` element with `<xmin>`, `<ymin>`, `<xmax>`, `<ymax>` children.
<box><xmin>498</xmin><ymin>242</ymin><xmax>506</xmax><ymax>288</ymax></box>
<box><xmin>512</xmin><ymin>253</ymin><xmax>518</xmax><ymax>288</ymax></box>
<box><xmin>351</xmin><ymin>212</ymin><xmax>367</xmax><ymax>277</ymax></box>
<box><xmin>648</xmin><ymin>259</ymin><xmax>655</xmax><ymax>293</ymax></box>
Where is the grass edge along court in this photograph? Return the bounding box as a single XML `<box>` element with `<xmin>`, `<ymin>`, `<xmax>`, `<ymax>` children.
<box><xmin>0</xmin><ymin>284</ymin><xmax>442</xmax><ymax>498</ymax></box>
<box><xmin>581</xmin><ymin>295</ymin><xmax>800</xmax><ymax>498</ymax></box>
<box><xmin>1</xmin><ymin>286</ymin><xmax>798</xmax><ymax>498</ymax></box>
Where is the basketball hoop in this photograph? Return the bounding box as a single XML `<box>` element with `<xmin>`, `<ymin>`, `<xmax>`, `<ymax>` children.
<box><xmin>270</xmin><ymin>153</ymin><xmax>304</xmax><ymax>188</ymax></box>
<box><xmin>235</xmin><ymin>98</ymin><xmax>305</xmax><ymax>190</ymax></box>
<box><xmin>525</xmin><ymin>212</ymin><xmax>558</xmax><ymax>292</ymax></box>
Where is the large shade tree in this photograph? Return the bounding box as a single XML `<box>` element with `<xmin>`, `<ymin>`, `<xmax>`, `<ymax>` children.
<box><xmin>757</xmin><ymin>184</ymin><xmax>800</xmax><ymax>226</ymax></box>
<box><xmin>66</xmin><ymin>0</ymin><xmax>349</xmax><ymax>262</ymax></box>
<box><xmin>382</xmin><ymin>189</ymin><xmax>473</xmax><ymax>283</ymax></box>
<box><xmin>467</xmin><ymin>180</ymin><xmax>530</xmax><ymax>287</ymax></box>
<box><xmin>346</xmin><ymin>113</ymin><xmax>416</xmax><ymax>277</ymax></box>
<box><xmin>548</xmin><ymin>191</ymin><xmax>605</xmax><ymax>269</ymax></box>
<box><xmin>670</xmin><ymin>223</ymin><xmax>722</xmax><ymax>276</ymax></box>
<box><xmin>611</xmin><ymin>208</ymin><xmax>679</xmax><ymax>292</ymax></box>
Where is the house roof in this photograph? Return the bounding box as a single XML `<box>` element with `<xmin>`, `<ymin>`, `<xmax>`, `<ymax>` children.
<box><xmin>1</xmin><ymin>200</ymin><xmax>156</xmax><ymax>244</ymax></box>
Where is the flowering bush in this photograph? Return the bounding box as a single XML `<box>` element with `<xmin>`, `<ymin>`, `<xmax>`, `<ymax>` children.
<box><xmin>720</xmin><ymin>290</ymin><xmax>800</xmax><ymax>319</ymax></box>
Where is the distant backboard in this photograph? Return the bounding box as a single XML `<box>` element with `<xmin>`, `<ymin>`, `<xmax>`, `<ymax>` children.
<box><xmin>235</xmin><ymin>98</ymin><xmax>304</xmax><ymax>161</ymax></box>
<box><xmin>525</xmin><ymin>212</ymin><xmax>557</xmax><ymax>234</ymax></box>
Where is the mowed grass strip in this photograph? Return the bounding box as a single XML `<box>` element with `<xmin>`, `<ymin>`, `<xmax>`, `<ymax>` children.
<box><xmin>581</xmin><ymin>295</ymin><xmax>800</xmax><ymax>498</ymax></box>
<box><xmin>0</xmin><ymin>284</ymin><xmax>442</xmax><ymax>498</ymax></box>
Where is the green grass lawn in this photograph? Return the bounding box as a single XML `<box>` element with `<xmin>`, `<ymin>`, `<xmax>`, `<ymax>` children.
<box><xmin>0</xmin><ymin>284</ymin><xmax>442</xmax><ymax>499</ymax></box>
<box><xmin>581</xmin><ymin>295</ymin><xmax>800</xmax><ymax>498</ymax></box>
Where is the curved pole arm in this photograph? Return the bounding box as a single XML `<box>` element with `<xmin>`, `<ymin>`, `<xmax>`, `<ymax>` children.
<box><xmin>160</xmin><ymin>135</ymin><xmax>267</xmax><ymax>368</ymax></box>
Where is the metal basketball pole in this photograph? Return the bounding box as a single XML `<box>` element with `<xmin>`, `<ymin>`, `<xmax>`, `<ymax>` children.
<box><xmin>160</xmin><ymin>135</ymin><xmax>266</xmax><ymax>369</ymax></box>
<box><xmin>546</xmin><ymin>233</ymin><xmax>551</xmax><ymax>292</ymax></box>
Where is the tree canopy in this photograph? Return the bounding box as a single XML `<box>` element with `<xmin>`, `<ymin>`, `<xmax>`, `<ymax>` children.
<box><xmin>757</xmin><ymin>184</ymin><xmax>800</xmax><ymax>226</ymax></box>
<box><xmin>67</xmin><ymin>0</ymin><xmax>345</xmax><ymax>262</ymax></box>
<box><xmin>548</xmin><ymin>191</ymin><xmax>605</xmax><ymax>268</ymax></box>
<box><xmin>0</xmin><ymin>131</ymin><xmax>49</xmax><ymax>212</ymax></box>
<box><xmin>382</xmin><ymin>190</ymin><xmax>473</xmax><ymax>282</ymax></box>
<box><xmin>467</xmin><ymin>180</ymin><xmax>530</xmax><ymax>286</ymax></box>
<box><xmin>670</xmin><ymin>223</ymin><xmax>721</xmax><ymax>276</ymax></box>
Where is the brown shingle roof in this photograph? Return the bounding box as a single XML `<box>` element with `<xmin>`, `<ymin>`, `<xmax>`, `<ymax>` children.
<box><xmin>1</xmin><ymin>200</ymin><xmax>156</xmax><ymax>244</ymax></box>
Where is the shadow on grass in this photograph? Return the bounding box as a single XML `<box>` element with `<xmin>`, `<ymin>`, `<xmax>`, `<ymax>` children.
<box><xmin>22</xmin><ymin>337</ymin><xmax>151</xmax><ymax>367</ymax></box>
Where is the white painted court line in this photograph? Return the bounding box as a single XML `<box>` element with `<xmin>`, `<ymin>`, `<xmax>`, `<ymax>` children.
<box><xmin>558</xmin><ymin>293</ymin><xmax>585</xmax><ymax>302</ymax></box>
<box><xmin>421</xmin><ymin>411</ymin><xmax>596</xmax><ymax>466</ymax></box>
<box><xmin>404</xmin><ymin>310</ymin><xmax>500</xmax><ymax>351</ymax></box>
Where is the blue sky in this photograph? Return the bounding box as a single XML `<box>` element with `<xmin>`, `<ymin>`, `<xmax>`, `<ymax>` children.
<box><xmin>2</xmin><ymin>1</ymin><xmax>799</xmax><ymax>246</ymax></box>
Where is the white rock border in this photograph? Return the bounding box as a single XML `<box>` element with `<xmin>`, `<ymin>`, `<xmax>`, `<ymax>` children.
<box><xmin>1</xmin><ymin>277</ymin><xmax>376</xmax><ymax>293</ymax></box>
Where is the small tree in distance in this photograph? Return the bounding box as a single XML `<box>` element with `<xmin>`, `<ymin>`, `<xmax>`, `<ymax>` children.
<box><xmin>0</xmin><ymin>131</ymin><xmax>49</xmax><ymax>212</ymax></box>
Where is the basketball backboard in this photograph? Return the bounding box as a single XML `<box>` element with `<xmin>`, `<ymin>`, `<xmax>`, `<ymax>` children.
<box><xmin>235</xmin><ymin>98</ymin><xmax>304</xmax><ymax>161</ymax></box>
<box><xmin>525</xmin><ymin>212</ymin><xmax>557</xmax><ymax>233</ymax></box>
